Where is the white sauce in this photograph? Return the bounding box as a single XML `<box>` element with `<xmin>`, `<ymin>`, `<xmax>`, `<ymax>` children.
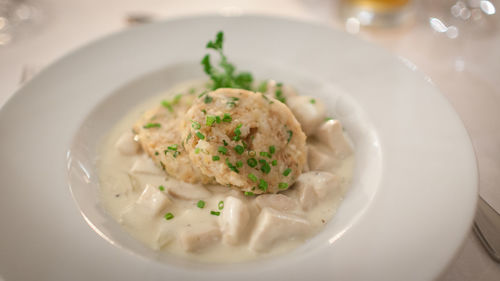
<box><xmin>97</xmin><ymin>80</ymin><xmax>354</xmax><ymax>263</ymax></box>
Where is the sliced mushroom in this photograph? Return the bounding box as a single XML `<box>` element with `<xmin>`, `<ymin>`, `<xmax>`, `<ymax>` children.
<box><xmin>179</xmin><ymin>223</ymin><xmax>221</xmax><ymax>252</ymax></box>
<box><xmin>295</xmin><ymin>171</ymin><xmax>340</xmax><ymax>210</ymax></box>
<box><xmin>129</xmin><ymin>155</ymin><xmax>163</xmax><ymax>175</ymax></box>
<box><xmin>255</xmin><ymin>194</ymin><xmax>298</xmax><ymax>212</ymax></box>
<box><xmin>115</xmin><ymin>130</ymin><xmax>140</xmax><ymax>155</ymax></box>
<box><xmin>315</xmin><ymin>119</ymin><xmax>353</xmax><ymax>159</ymax></box>
<box><xmin>165</xmin><ymin>179</ymin><xmax>211</xmax><ymax>200</ymax></box>
<box><xmin>120</xmin><ymin>184</ymin><xmax>171</xmax><ymax>228</ymax></box>
<box><xmin>249</xmin><ymin>207</ymin><xmax>310</xmax><ymax>252</ymax></box>
<box><xmin>308</xmin><ymin>142</ymin><xmax>340</xmax><ymax>171</ymax></box>
<box><xmin>219</xmin><ymin>196</ymin><xmax>250</xmax><ymax>245</ymax></box>
<box><xmin>287</xmin><ymin>95</ymin><xmax>326</xmax><ymax>136</ymax></box>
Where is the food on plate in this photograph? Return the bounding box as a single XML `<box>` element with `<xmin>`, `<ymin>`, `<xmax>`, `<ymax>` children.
<box><xmin>132</xmin><ymin>92</ymin><xmax>213</xmax><ymax>184</ymax></box>
<box><xmin>183</xmin><ymin>88</ymin><xmax>306</xmax><ymax>194</ymax></box>
<box><xmin>97</xmin><ymin>31</ymin><xmax>355</xmax><ymax>262</ymax></box>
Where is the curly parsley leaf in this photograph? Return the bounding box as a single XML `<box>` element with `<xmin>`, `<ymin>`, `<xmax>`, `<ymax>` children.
<box><xmin>201</xmin><ymin>31</ymin><xmax>254</xmax><ymax>91</ymax></box>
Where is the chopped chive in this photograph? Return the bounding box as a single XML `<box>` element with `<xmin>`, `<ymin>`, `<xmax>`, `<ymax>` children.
<box><xmin>212</xmin><ymin>155</ymin><xmax>220</xmax><ymax>161</ymax></box>
<box><xmin>233</xmin><ymin>124</ymin><xmax>242</xmax><ymax>141</ymax></box>
<box><xmin>191</xmin><ymin>120</ymin><xmax>201</xmax><ymax>129</ymax></box>
<box><xmin>218</xmin><ymin>146</ymin><xmax>228</xmax><ymax>155</ymax></box>
<box><xmin>283</xmin><ymin>168</ymin><xmax>292</xmax><ymax>176</ymax></box>
<box><xmin>310</xmin><ymin>99</ymin><xmax>316</xmax><ymax>104</ymax></box>
<box><xmin>259</xmin><ymin>159</ymin><xmax>267</xmax><ymax>164</ymax></box>
<box><xmin>236</xmin><ymin>161</ymin><xmax>243</xmax><ymax>168</ymax></box>
<box><xmin>197</xmin><ymin>200</ymin><xmax>205</xmax><ymax>208</ymax></box>
<box><xmin>218</xmin><ymin>201</ymin><xmax>224</xmax><ymax>210</ymax></box>
<box><xmin>257</xmin><ymin>81</ymin><xmax>268</xmax><ymax>93</ymax></box>
<box><xmin>158</xmin><ymin>185</ymin><xmax>165</xmax><ymax>191</ymax></box>
<box><xmin>210</xmin><ymin>211</ymin><xmax>221</xmax><ymax>216</ymax></box>
<box><xmin>155</xmin><ymin>151</ymin><xmax>159</xmax><ymax>156</ymax></box>
<box><xmin>271</xmin><ymin>160</ymin><xmax>277</xmax><ymax>166</ymax></box>
<box><xmin>195</xmin><ymin>148</ymin><xmax>201</xmax><ymax>154</ymax></box>
<box><xmin>143</xmin><ymin>123</ymin><xmax>161</xmax><ymax>129</ymax></box>
<box><xmin>277</xmin><ymin>82</ymin><xmax>283</xmax><ymax>87</ymax></box>
<box><xmin>198</xmin><ymin>91</ymin><xmax>207</xmax><ymax>98</ymax></box>
<box><xmin>260</xmin><ymin>151</ymin><xmax>271</xmax><ymax>158</ymax></box>
<box><xmin>278</xmin><ymin>182</ymin><xmax>288</xmax><ymax>189</ymax></box>
<box><xmin>223</xmin><ymin>139</ymin><xmax>228</xmax><ymax>146</ymax></box>
<box><xmin>160</xmin><ymin>161</ymin><xmax>166</xmax><ymax>170</ymax></box>
<box><xmin>258</xmin><ymin>179</ymin><xmax>268</xmax><ymax>192</ymax></box>
<box><xmin>173</xmin><ymin>151</ymin><xmax>179</xmax><ymax>158</ymax></box>
<box><xmin>164</xmin><ymin>212</ymin><xmax>174</xmax><ymax>220</ymax></box>
<box><xmin>247</xmin><ymin>158</ymin><xmax>257</xmax><ymax>168</ymax></box>
<box><xmin>325</xmin><ymin>117</ymin><xmax>334</xmax><ymax>121</ymax></box>
<box><xmin>260</xmin><ymin>162</ymin><xmax>271</xmax><ymax>174</ymax></box>
<box><xmin>164</xmin><ymin>149</ymin><xmax>168</xmax><ymax>155</ymax></box>
<box><xmin>215</xmin><ymin>116</ymin><xmax>222</xmax><ymax>123</ymax></box>
<box><xmin>196</xmin><ymin>131</ymin><xmax>205</xmax><ymax>140</ymax></box>
<box><xmin>287</xmin><ymin>130</ymin><xmax>293</xmax><ymax>143</ymax></box>
<box><xmin>167</xmin><ymin>144</ymin><xmax>178</xmax><ymax>151</ymax></box>
<box><xmin>234</xmin><ymin>145</ymin><xmax>244</xmax><ymax>155</ymax></box>
<box><xmin>173</xmin><ymin>94</ymin><xmax>182</xmax><ymax>104</ymax></box>
<box><xmin>202</xmin><ymin>109</ymin><xmax>207</xmax><ymax>114</ymax></box>
<box><xmin>269</xmin><ymin>145</ymin><xmax>276</xmax><ymax>154</ymax></box>
<box><xmin>225</xmin><ymin>158</ymin><xmax>239</xmax><ymax>173</ymax></box>
<box><xmin>222</xmin><ymin>113</ymin><xmax>232</xmax><ymax>122</ymax></box>
<box><xmin>161</xmin><ymin>100</ymin><xmax>173</xmax><ymax>112</ymax></box>
<box><xmin>204</xmin><ymin>95</ymin><xmax>213</xmax><ymax>104</ymax></box>
<box><xmin>206</xmin><ymin>115</ymin><xmax>217</xmax><ymax>126</ymax></box>
<box><xmin>244</xmin><ymin>191</ymin><xmax>255</xmax><ymax>196</ymax></box>
<box><xmin>275</xmin><ymin>89</ymin><xmax>286</xmax><ymax>103</ymax></box>
<box><xmin>227</xmin><ymin>101</ymin><xmax>236</xmax><ymax>108</ymax></box>
<box><xmin>248</xmin><ymin>173</ymin><xmax>258</xmax><ymax>182</ymax></box>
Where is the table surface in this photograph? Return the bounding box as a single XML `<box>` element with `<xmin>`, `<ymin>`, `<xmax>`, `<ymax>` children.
<box><xmin>0</xmin><ymin>0</ymin><xmax>499</xmax><ymax>280</ymax></box>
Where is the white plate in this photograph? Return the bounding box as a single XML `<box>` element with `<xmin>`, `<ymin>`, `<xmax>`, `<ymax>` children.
<box><xmin>0</xmin><ymin>15</ymin><xmax>477</xmax><ymax>281</ymax></box>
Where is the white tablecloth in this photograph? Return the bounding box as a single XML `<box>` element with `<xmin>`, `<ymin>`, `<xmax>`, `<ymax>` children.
<box><xmin>1</xmin><ymin>0</ymin><xmax>499</xmax><ymax>280</ymax></box>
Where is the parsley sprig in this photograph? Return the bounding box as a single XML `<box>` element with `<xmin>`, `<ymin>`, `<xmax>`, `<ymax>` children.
<box><xmin>201</xmin><ymin>31</ymin><xmax>253</xmax><ymax>90</ymax></box>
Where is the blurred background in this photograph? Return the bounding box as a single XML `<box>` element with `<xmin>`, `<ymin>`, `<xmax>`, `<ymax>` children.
<box><xmin>0</xmin><ymin>0</ymin><xmax>498</xmax><ymax>280</ymax></box>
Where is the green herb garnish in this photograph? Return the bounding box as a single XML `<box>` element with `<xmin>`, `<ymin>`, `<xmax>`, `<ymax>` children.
<box><xmin>248</xmin><ymin>173</ymin><xmax>258</xmax><ymax>182</ymax></box>
<box><xmin>191</xmin><ymin>120</ymin><xmax>201</xmax><ymax>129</ymax></box>
<box><xmin>143</xmin><ymin>123</ymin><xmax>161</xmax><ymax>129</ymax></box>
<box><xmin>218</xmin><ymin>146</ymin><xmax>228</xmax><ymax>155</ymax></box>
<box><xmin>197</xmin><ymin>200</ymin><xmax>205</xmax><ymax>208</ymax></box>
<box><xmin>196</xmin><ymin>131</ymin><xmax>205</xmax><ymax>140</ymax></box>
<box><xmin>278</xmin><ymin>182</ymin><xmax>289</xmax><ymax>189</ymax></box>
<box><xmin>218</xmin><ymin>201</ymin><xmax>224</xmax><ymax>210</ymax></box>
<box><xmin>161</xmin><ymin>100</ymin><xmax>174</xmax><ymax>112</ymax></box>
<box><xmin>212</xmin><ymin>155</ymin><xmax>220</xmax><ymax>161</ymax></box>
<box><xmin>258</xmin><ymin>179</ymin><xmax>268</xmax><ymax>192</ymax></box>
<box><xmin>201</xmin><ymin>31</ymin><xmax>253</xmax><ymax>90</ymax></box>
<box><xmin>206</xmin><ymin>115</ymin><xmax>217</xmax><ymax>126</ymax></box>
<box><xmin>164</xmin><ymin>212</ymin><xmax>174</xmax><ymax>220</ymax></box>
<box><xmin>247</xmin><ymin>158</ymin><xmax>257</xmax><ymax>168</ymax></box>
<box><xmin>158</xmin><ymin>185</ymin><xmax>165</xmax><ymax>191</ymax></box>
<box><xmin>234</xmin><ymin>145</ymin><xmax>244</xmax><ymax>155</ymax></box>
<box><xmin>210</xmin><ymin>211</ymin><xmax>221</xmax><ymax>216</ymax></box>
<box><xmin>204</xmin><ymin>95</ymin><xmax>213</xmax><ymax>104</ymax></box>
<box><xmin>283</xmin><ymin>168</ymin><xmax>292</xmax><ymax>176</ymax></box>
<box><xmin>222</xmin><ymin>113</ymin><xmax>232</xmax><ymax>122</ymax></box>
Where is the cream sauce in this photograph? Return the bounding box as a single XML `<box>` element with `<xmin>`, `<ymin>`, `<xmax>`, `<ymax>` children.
<box><xmin>97</xmin><ymin>80</ymin><xmax>354</xmax><ymax>263</ymax></box>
